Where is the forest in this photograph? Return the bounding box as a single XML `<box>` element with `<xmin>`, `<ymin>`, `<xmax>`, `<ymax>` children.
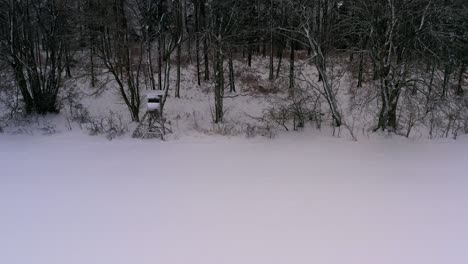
<box><xmin>2</xmin><ymin>2</ymin><xmax>468</xmax><ymax>264</ymax></box>
<box><xmin>0</xmin><ymin>0</ymin><xmax>467</xmax><ymax>139</ymax></box>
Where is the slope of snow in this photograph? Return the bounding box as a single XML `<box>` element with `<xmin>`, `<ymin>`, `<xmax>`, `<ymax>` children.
<box><xmin>1</xmin><ymin>134</ymin><xmax>467</xmax><ymax>264</ymax></box>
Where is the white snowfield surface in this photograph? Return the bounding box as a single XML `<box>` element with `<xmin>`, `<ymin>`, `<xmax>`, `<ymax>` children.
<box><xmin>1</xmin><ymin>134</ymin><xmax>468</xmax><ymax>264</ymax></box>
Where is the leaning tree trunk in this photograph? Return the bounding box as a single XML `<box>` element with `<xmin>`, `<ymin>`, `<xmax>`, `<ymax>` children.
<box><xmin>316</xmin><ymin>63</ymin><xmax>342</xmax><ymax>127</ymax></box>
<box><xmin>303</xmin><ymin>23</ymin><xmax>342</xmax><ymax>127</ymax></box>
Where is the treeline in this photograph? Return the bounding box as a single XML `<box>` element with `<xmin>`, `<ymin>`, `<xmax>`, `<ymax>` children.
<box><xmin>0</xmin><ymin>0</ymin><xmax>467</xmax><ymax>133</ymax></box>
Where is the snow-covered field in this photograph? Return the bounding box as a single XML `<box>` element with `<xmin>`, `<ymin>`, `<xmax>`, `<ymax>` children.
<box><xmin>1</xmin><ymin>133</ymin><xmax>467</xmax><ymax>264</ymax></box>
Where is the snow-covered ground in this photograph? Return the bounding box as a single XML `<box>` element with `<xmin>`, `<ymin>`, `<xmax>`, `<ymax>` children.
<box><xmin>1</xmin><ymin>133</ymin><xmax>467</xmax><ymax>264</ymax></box>
<box><xmin>1</xmin><ymin>54</ymin><xmax>467</xmax><ymax>264</ymax></box>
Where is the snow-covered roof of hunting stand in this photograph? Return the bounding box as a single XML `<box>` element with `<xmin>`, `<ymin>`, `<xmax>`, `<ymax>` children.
<box><xmin>146</xmin><ymin>91</ymin><xmax>164</xmax><ymax>112</ymax></box>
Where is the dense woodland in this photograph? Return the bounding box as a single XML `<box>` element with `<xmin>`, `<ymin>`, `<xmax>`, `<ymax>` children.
<box><xmin>0</xmin><ymin>0</ymin><xmax>467</xmax><ymax>138</ymax></box>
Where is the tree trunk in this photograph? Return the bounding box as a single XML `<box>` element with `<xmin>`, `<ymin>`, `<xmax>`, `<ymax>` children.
<box><xmin>456</xmin><ymin>63</ymin><xmax>465</xmax><ymax>96</ymax></box>
<box><xmin>276</xmin><ymin>38</ymin><xmax>283</xmax><ymax>79</ymax></box>
<box><xmin>183</xmin><ymin>0</ymin><xmax>191</xmax><ymax>64</ymax></box>
<box><xmin>289</xmin><ymin>40</ymin><xmax>295</xmax><ymax>94</ymax></box>
<box><xmin>229</xmin><ymin>51</ymin><xmax>236</xmax><ymax>92</ymax></box>
<box><xmin>357</xmin><ymin>51</ymin><xmax>364</xmax><ymax>87</ymax></box>
<box><xmin>373</xmin><ymin>59</ymin><xmax>378</xmax><ymax>80</ymax></box>
<box><xmin>268</xmin><ymin>16</ymin><xmax>274</xmax><ymax>81</ymax></box>
<box><xmin>158</xmin><ymin>35</ymin><xmax>163</xmax><ymax>90</ymax></box>
<box><xmin>377</xmin><ymin>83</ymin><xmax>400</xmax><ymax>132</ymax></box>
<box><xmin>65</xmin><ymin>49</ymin><xmax>72</xmax><ymax>78</ymax></box>
<box><xmin>146</xmin><ymin>28</ymin><xmax>156</xmax><ymax>90</ymax></box>
<box><xmin>176</xmin><ymin>44</ymin><xmax>181</xmax><ymax>98</ymax></box>
<box><xmin>200</xmin><ymin>0</ymin><xmax>209</xmax><ymax>80</ymax></box>
<box><xmin>90</xmin><ymin>46</ymin><xmax>96</xmax><ymax>88</ymax></box>
<box><xmin>203</xmin><ymin>37</ymin><xmax>210</xmax><ymax>80</ymax></box>
<box><xmin>262</xmin><ymin>39</ymin><xmax>266</xmax><ymax>58</ymax></box>
<box><xmin>175</xmin><ymin>0</ymin><xmax>182</xmax><ymax>98</ymax></box>
<box><xmin>428</xmin><ymin>62</ymin><xmax>435</xmax><ymax>99</ymax></box>
<box><xmin>442</xmin><ymin>63</ymin><xmax>451</xmax><ymax>97</ymax></box>
<box><xmin>214</xmin><ymin>41</ymin><xmax>224</xmax><ymax>123</ymax></box>
<box><xmin>248</xmin><ymin>43</ymin><xmax>252</xmax><ymax>67</ymax></box>
<box><xmin>195</xmin><ymin>0</ymin><xmax>201</xmax><ymax>85</ymax></box>
<box><xmin>14</xmin><ymin>63</ymin><xmax>34</xmax><ymax>114</ymax></box>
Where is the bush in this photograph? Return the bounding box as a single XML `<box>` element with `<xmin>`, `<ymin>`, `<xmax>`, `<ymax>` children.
<box><xmin>260</xmin><ymin>87</ymin><xmax>323</xmax><ymax>131</ymax></box>
<box><xmin>245</xmin><ymin>123</ymin><xmax>276</xmax><ymax>139</ymax></box>
<box><xmin>86</xmin><ymin>111</ymin><xmax>128</xmax><ymax>140</ymax></box>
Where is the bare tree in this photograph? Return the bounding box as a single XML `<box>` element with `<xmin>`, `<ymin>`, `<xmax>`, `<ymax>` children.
<box><xmin>0</xmin><ymin>0</ymin><xmax>72</xmax><ymax>114</ymax></box>
<box><xmin>95</xmin><ymin>0</ymin><xmax>142</xmax><ymax>121</ymax></box>
<box><xmin>282</xmin><ymin>1</ymin><xmax>343</xmax><ymax>126</ymax></box>
<box><xmin>345</xmin><ymin>0</ymin><xmax>467</xmax><ymax>132</ymax></box>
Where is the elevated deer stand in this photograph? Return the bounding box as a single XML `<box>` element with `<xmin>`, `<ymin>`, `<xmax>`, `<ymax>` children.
<box><xmin>133</xmin><ymin>91</ymin><xmax>166</xmax><ymax>139</ymax></box>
